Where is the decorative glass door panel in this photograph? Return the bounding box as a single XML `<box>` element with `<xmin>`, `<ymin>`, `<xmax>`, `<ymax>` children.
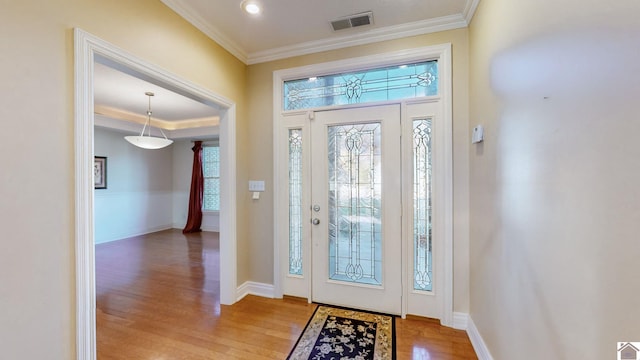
<box><xmin>279</xmin><ymin>113</ymin><xmax>311</xmax><ymax>299</ymax></box>
<box><xmin>413</xmin><ymin>119</ymin><xmax>433</xmax><ymax>291</ymax></box>
<box><xmin>288</xmin><ymin>129</ymin><xmax>303</xmax><ymax>275</ymax></box>
<box><xmin>311</xmin><ymin>105</ymin><xmax>402</xmax><ymax>315</ymax></box>
<box><xmin>404</xmin><ymin>101</ymin><xmax>445</xmax><ymax>320</ymax></box>
<box><xmin>327</xmin><ymin>123</ymin><xmax>382</xmax><ymax>285</ymax></box>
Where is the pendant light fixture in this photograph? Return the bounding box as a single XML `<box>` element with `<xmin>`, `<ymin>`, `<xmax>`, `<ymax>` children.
<box><xmin>124</xmin><ymin>92</ymin><xmax>173</xmax><ymax>149</ymax></box>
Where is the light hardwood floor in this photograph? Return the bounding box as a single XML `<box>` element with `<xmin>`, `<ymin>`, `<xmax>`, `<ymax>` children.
<box><xmin>96</xmin><ymin>229</ymin><xmax>477</xmax><ymax>359</ymax></box>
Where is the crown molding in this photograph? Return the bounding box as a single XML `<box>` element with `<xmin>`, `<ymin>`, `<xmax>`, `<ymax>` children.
<box><xmin>94</xmin><ymin>105</ymin><xmax>219</xmax><ymax>130</ymax></box>
<box><xmin>247</xmin><ymin>14</ymin><xmax>467</xmax><ymax>64</ymax></box>
<box><xmin>162</xmin><ymin>0</ymin><xmax>479</xmax><ymax>65</ymax></box>
<box><xmin>160</xmin><ymin>0</ymin><xmax>248</xmax><ymax>63</ymax></box>
<box><xmin>463</xmin><ymin>0</ymin><xmax>482</xmax><ymax>24</ymax></box>
<box><xmin>95</xmin><ymin>115</ymin><xmax>219</xmax><ymax>140</ymax></box>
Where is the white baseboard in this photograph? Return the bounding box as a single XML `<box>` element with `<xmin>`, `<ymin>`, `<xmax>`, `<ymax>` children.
<box><xmin>467</xmin><ymin>315</ymin><xmax>494</xmax><ymax>360</ymax></box>
<box><xmin>171</xmin><ymin>224</ymin><xmax>220</xmax><ymax>232</ymax></box>
<box><xmin>452</xmin><ymin>312</ymin><xmax>468</xmax><ymax>330</ymax></box>
<box><xmin>236</xmin><ymin>281</ymin><xmax>275</xmax><ymax>301</ymax></box>
<box><xmin>95</xmin><ymin>224</ymin><xmax>173</xmax><ymax>244</ymax></box>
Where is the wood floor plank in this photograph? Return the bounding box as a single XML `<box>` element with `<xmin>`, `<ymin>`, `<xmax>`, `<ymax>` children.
<box><xmin>96</xmin><ymin>229</ymin><xmax>477</xmax><ymax>359</ymax></box>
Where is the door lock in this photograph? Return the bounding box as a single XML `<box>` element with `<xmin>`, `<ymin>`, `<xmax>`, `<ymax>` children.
<box><xmin>313</xmin><ymin>205</ymin><xmax>321</xmax><ymax>212</ymax></box>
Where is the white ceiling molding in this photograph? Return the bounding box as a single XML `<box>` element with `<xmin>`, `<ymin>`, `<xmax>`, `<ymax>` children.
<box><xmin>160</xmin><ymin>0</ymin><xmax>249</xmax><ymax>63</ymax></box>
<box><xmin>94</xmin><ymin>114</ymin><xmax>143</xmax><ymax>134</ymax></box>
<box><xmin>247</xmin><ymin>14</ymin><xmax>467</xmax><ymax>64</ymax></box>
<box><xmin>161</xmin><ymin>0</ymin><xmax>481</xmax><ymax>65</ymax></box>
<box><xmin>166</xmin><ymin>116</ymin><xmax>219</xmax><ymax>130</ymax></box>
<box><xmin>462</xmin><ymin>0</ymin><xmax>481</xmax><ymax>24</ymax></box>
<box><xmin>168</xmin><ymin>126</ymin><xmax>221</xmax><ymax>139</ymax></box>
<box><xmin>95</xmin><ymin>114</ymin><xmax>220</xmax><ymax>139</ymax></box>
<box><xmin>94</xmin><ymin>104</ymin><xmax>219</xmax><ymax>130</ymax></box>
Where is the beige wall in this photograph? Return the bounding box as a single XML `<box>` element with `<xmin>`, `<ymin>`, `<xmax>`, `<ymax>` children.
<box><xmin>0</xmin><ymin>1</ymin><xmax>246</xmax><ymax>358</ymax></box>
<box><xmin>469</xmin><ymin>0</ymin><xmax>640</xmax><ymax>358</ymax></box>
<box><xmin>246</xmin><ymin>28</ymin><xmax>471</xmax><ymax>312</ymax></box>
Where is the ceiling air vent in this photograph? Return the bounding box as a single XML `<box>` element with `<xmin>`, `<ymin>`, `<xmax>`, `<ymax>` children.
<box><xmin>331</xmin><ymin>12</ymin><xmax>373</xmax><ymax>31</ymax></box>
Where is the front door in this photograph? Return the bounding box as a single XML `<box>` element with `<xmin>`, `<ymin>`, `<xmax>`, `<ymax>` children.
<box><xmin>309</xmin><ymin>105</ymin><xmax>402</xmax><ymax>315</ymax></box>
<box><xmin>276</xmin><ymin>49</ymin><xmax>453</xmax><ymax>323</ymax></box>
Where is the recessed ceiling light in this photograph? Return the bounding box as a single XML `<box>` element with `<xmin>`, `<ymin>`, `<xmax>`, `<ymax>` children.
<box><xmin>241</xmin><ymin>0</ymin><xmax>260</xmax><ymax>14</ymax></box>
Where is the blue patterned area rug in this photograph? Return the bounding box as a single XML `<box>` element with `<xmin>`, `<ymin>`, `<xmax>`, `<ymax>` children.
<box><xmin>287</xmin><ymin>305</ymin><xmax>396</xmax><ymax>360</ymax></box>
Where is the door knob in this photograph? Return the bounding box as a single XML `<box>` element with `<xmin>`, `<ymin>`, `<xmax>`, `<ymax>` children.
<box><xmin>311</xmin><ymin>218</ymin><xmax>320</xmax><ymax>225</ymax></box>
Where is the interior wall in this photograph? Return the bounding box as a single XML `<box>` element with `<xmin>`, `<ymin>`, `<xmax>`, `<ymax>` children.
<box><xmin>0</xmin><ymin>1</ymin><xmax>246</xmax><ymax>358</ymax></box>
<box><xmin>468</xmin><ymin>0</ymin><xmax>640</xmax><ymax>358</ymax></box>
<box><xmin>246</xmin><ymin>28</ymin><xmax>471</xmax><ymax>313</ymax></box>
<box><xmin>94</xmin><ymin>127</ymin><xmax>174</xmax><ymax>243</ymax></box>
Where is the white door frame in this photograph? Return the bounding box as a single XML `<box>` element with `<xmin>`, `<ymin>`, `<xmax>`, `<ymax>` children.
<box><xmin>74</xmin><ymin>28</ymin><xmax>237</xmax><ymax>360</ymax></box>
<box><xmin>272</xmin><ymin>44</ymin><xmax>453</xmax><ymax>325</ymax></box>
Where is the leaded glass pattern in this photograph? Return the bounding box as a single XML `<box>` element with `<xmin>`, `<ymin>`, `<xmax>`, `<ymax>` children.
<box><xmin>288</xmin><ymin>129</ymin><xmax>303</xmax><ymax>275</ymax></box>
<box><xmin>327</xmin><ymin>123</ymin><xmax>382</xmax><ymax>286</ymax></box>
<box><xmin>284</xmin><ymin>61</ymin><xmax>438</xmax><ymax>110</ymax></box>
<box><xmin>413</xmin><ymin>119</ymin><xmax>433</xmax><ymax>291</ymax></box>
<box><xmin>203</xmin><ymin>146</ymin><xmax>220</xmax><ymax>211</ymax></box>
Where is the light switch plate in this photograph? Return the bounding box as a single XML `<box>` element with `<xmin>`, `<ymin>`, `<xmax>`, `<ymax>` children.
<box><xmin>248</xmin><ymin>180</ymin><xmax>265</xmax><ymax>192</ymax></box>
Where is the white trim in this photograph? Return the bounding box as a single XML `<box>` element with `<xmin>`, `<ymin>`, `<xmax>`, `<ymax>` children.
<box><xmin>452</xmin><ymin>312</ymin><xmax>469</xmax><ymax>330</ymax></box>
<box><xmin>463</xmin><ymin>0</ymin><xmax>482</xmax><ymax>24</ymax></box>
<box><xmin>200</xmin><ymin>225</ymin><xmax>220</xmax><ymax>232</ymax></box>
<box><xmin>272</xmin><ymin>77</ymin><xmax>281</xmax><ymax>300</ymax></box>
<box><xmin>159</xmin><ymin>0</ymin><xmax>248</xmax><ymax>63</ymax></box>
<box><xmin>171</xmin><ymin>224</ymin><xmax>220</xmax><ymax>232</ymax></box>
<box><xmin>74</xmin><ymin>28</ymin><xmax>238</xmax><ymax>360</ymax></box>
<box><xmin>74</xmin><ymin>29</ymin><xmax>96</xmax><ymax>360</ymax></box>
<box><xmin>236</xmin><ymin>281</ymin><xmax>276</xmax><ymax>301</ymax></box>
<box><xmin>248</xmin><ymin>14</ymin><xmax>466</xmax><ymax>64</ymax></box>
<box><xmin>96</xmin><ymin>225</ymin><xmax>174</xmax><ymax>245</ymax></box>
<box><xmin>440</xmin><ymin>43</ymin><xmax>454</xmax><ymax>328</ymax></box>
<box><xmin>95</xmin><ymin>114</ymin><xmax>221</xmax><ymax>140</ymax></box>
<box><xmin>160</xmin><ymin>0</ymin><xmax>472</xmax><ymax>64</ymax></box>
<box><xmin>219</xmin><ymin>105</ymin><xmax>238</xmax><ymax>306</ymax></box>
<box><xmin>273</xmin><ymin>44</ymin><xmax>453</xmax><ymax>324</ymax></box>
<box><xmin>467</xmin><ymin>316</ymin><xmax>494</xmax><ymax>360</ymax></box>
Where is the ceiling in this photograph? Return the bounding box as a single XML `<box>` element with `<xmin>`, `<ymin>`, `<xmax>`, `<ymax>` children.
<box><xmin>95</xmin><ymin>0</ymin><xmax>479</xmax><ymax>136</ymax></box>
<box><xmin>94</xmin><ymin>62</ymin><xmax>218</xmax><ymax>123</ymax></box>
<box><xmin>162</xmin><ymin>0</ymin><xmax>480</xmax><ymax>64</ymax></box>
<box><xmin>94</xmin><ymin>57</ymin><xmax>220</xmax><ymax>139</ymax></box>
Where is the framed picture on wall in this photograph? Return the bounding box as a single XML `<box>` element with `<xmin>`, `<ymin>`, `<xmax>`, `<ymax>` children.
<box><xmin>94</xmin><ymin>156</ymin><xmax>107</xmax><ymax>189</ymax></box>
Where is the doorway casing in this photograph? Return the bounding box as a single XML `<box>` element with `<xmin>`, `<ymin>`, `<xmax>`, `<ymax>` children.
<box><xmin>74</xmin><ymin>28</ymin><xmax>237</xmax><ymax>360</ymax></box>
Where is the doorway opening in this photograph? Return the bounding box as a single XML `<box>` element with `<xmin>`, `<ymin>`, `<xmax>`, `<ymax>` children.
<box><xmin>74</xmin><ymin>28</ymin><xmax>238</xmax><ymax>360</ymax></box>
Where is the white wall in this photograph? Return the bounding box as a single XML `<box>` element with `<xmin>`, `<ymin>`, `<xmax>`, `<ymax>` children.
<box><xmin>468</xmin><ymin>0</ymin><xmax>640</xmax><ymax>358</ymax></box>
<box><xmin>172</xmin><ymin>139</ymin><xmax>220</xmax><ymax>231</ymax></box>
<box><xmin>94</xmin><ymin>127</ymin><xmax>174</xmax><ymax>243</ymax></box>
<box><xmin>95</xmin><ymin>130</ymin><xmax>221</xmax><ymax>243</ymax></box>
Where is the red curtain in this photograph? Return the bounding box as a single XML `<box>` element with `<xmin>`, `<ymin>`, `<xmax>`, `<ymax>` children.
<box><xmin>183</xmin><ymin>141</ymin><xmax>203</xmax><ymax>233</ymax></box>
